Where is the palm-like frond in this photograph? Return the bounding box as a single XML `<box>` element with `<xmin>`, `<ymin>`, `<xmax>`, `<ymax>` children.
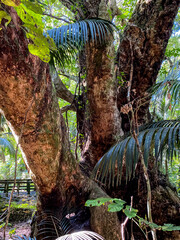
<box><xmin>47</xmin><ymin>18</ymin><xmax>114</xmax><ymax>48</ymax></box>
<box><xmin>0</xmin><ymin>137</ymin><xmax>15</xmax><ymax>155</ymax></box>
<box><xmin>13</xmin><ymin>231</ymin><xmax>104</xmax><ymax>240</ymax></box>
<box><xmin>46</xmin><ymin>18</ymin><xmax>115</xmax><ymax>67</ymax></box>
<box><xmin>34</xmin><ymin>209</ymin><xmax>73</xmax><ymax>240</ymax></box>
<box><xmin>150</xmin><ymin>61</ymin><xmax>180</xmax><ymax>112</ymax></box>
<box><xmin>56</xmin><ymin>231</ymin><xmax>104</xmax><ymax>240</ymax></box>
<box><xmin>92</xmin><ymin>120</ymin><xmax>180</xmax><ymax>187</ymax></box>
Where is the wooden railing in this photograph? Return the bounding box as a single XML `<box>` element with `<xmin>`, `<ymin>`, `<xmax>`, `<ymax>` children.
<box><xmin>0</xmin><ymin>179</ymin><xmax>35</xmax><ymax>196</ymax></box>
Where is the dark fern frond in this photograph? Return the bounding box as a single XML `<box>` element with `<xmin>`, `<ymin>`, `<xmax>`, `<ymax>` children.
<box><xmin>47</xmin><ymin>18</ymin><xmax>114</xmax><ymax>48</ymax></box>
<box><xmin>92</xmin><ymin>120</ymin><xmax>180</xmax><ymax>187</ymax></box>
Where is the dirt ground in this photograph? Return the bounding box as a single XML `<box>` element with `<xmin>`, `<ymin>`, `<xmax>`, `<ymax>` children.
<box><xmin>0</xmin><ymin>221</ymin><xmax>31</xmax><ymax>240</ymax></box>
<box><xmin>0</xmin><ymin>193</ymin><xmax>36</xmax><ymax>240</ymax></box>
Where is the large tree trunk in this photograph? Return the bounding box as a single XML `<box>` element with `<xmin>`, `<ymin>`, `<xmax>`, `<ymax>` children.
<box><xmin>61</xmin><ymin>0</ymin><xmax>180</xmax><ymax>239</ymax></box>
<box><xmin>0</xmin><ymin>0</ymin><xmax>180</xmax><ymax>240</ymax></box>
<box><xmin>0</xmin><ymin>5</ymin><xmax>121</xmax><ymax>240</ymax></box>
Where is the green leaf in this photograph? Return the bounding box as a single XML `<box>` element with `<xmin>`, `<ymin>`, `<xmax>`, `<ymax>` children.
<box><xmin>85</xmin><ymin>198</ymin><xmax>111</xmax><ymax>207</ymax></box>
<box><xmin>9</xmin><ymin>228</ymin><xmax>16</xmax><ymax>236</ymax></box>
<box><xmin>139</xmin><ymin>218</ymin><xmax>160</xmax><ymax>229</ymax></box>
<box><xmin>108</xmin><ymin>199</ymin><xmax>126</xmax><ymax>212</ymax></box>
<box><xmin>0</xmin><ymin>137</ymin><xmax>15</xmax><ymax>155</ymax></box>
<box><xmin>0</xmin><ymin>10</ymin><xmax>11</xmax><ymax>30</ymax></box>
<box><xmin>108</xmin><ymin>202</ymin><xmax>124</xmax><ymax>212</ymax></box>
<box><xmin>123</xmin><ymin>205</ymin><xmax>138</xmax><ymax>219</ymax></box>
<box><xmin>161</xmin><ymin>224</ymin><xmax>180</xmax><ymax>231</ymax></box>
<box><xmin>21</xmin><ymin>1</ymin><xmax>43</xmax><ymax>14</ymax></box>
<box><xmin>28</xmin><ymin>43</ymin><xmax>50</xmax><ymax>62</ymax></box>
<box><xmin>1</xmin><ymin>0</ymin><xmax>20</xmax><ymax>7</ymax></box>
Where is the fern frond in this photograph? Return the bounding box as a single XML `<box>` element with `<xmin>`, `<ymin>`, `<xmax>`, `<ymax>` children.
<box><xmin>92</xmin><ymin>120</ymin><xmax>180</xmax><ymax>187</ymax></box>
<box><xmin>150</xmin><ymin>61</ymin><xmax>180</xmax><ymax>113</ymax></box>
<box><xmin>46</xmin><ymin>18</ymin><xmax>115</xmax><ymax>67</ymax></box>
<box><xmin>56</xmin><ymin>231</ymin><xmax>104</xmax><ymax>240</ymax></box>
<box><xmin>0</xmin><ymin>137</ymin><xmax>15</xmax><ymax>155</ymax></box>
<box><xmin>47</xmin><ymin>18</ymin><xmax>114</xmax><ymax>48</ymax></box>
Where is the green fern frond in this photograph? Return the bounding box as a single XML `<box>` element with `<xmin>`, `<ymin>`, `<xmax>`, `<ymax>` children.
<box><xmin>150</xmin><ymin>61</ymin><xmax>180</xmax><ymax>113</ymax></box>
<box><xmin>92</xmin><ymin>120</ymin><xmax>180</xmax><ymax>187</ymax></box>
<box><xmin>0</xmin><ymin>137</ymin><xmax>15</xmax><ymax>155</ymax></box>
<box><xmin>46</xmin><ymin>18</ymin><xmax>115</xmax><ymax>67</ymax></box>
<box><xmin>47</xmin><ymin>18</ymin><xmax>114</xmax><ymax>48</ymax></box>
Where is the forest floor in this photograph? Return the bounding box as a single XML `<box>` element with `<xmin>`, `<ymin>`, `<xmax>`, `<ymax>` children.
<box><xmin>0</xmin><ymin>193</ymin><xmax>36</xmax><ymax>240</ymax></box>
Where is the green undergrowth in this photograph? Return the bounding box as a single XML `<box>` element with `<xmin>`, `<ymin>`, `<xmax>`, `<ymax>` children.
<box><xmin>5</xmin><ymin>201</ymin><xmax>36</xmax><ymax>210</ymax></box>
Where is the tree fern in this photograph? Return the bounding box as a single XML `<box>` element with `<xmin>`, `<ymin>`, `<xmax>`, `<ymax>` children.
<box><xmin>92</xmin><ymin>120</ymin><xmax>180</xmax><ymax>187</ymax></box>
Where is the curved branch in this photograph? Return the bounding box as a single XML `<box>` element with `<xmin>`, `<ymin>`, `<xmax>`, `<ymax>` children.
<box><xmin>50</xmin><ymin>67</ymin><xmax>75</xmax><ymax>104</ymax></box>
<box><xmin>42</xmin><ymin>13</ymin><xmax>71</xmax><ymax>24</ymax></box>
<box><xmin>61</xmin><ymin>104</ymin><xmax>76</xmax><ymax>113</ymax></box>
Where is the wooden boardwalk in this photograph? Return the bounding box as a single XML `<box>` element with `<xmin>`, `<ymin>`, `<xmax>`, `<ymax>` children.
<box><xmin>0</xmin><ymin>179</ymin><xmax>35</xmax><ymax>196</ymax></box>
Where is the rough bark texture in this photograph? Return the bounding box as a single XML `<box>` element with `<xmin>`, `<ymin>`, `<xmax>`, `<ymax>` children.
<box><xmin>0</xmin><ymin>8</ymin><xmax>60</xmax><ymax>195</ymax></box>
<box><xmin>0</xmin><ymin>4</ymin><xmax>84</xmax><ymax>214</ymax></box>
<box><xmin>117</xmin><ymin>0</ymin><xmax>180</xmax><ymax>131</ymax></box>
<box><xmin>85</xmin><ymin>39</ymin><xmax>123</xmax><ymax>166</ymax></box>
<box><xmin>0</xmin><ymin>5</ymin><xmax>122</xmax><ymax>240</ymax></box>
<box><xmin>60</xmin><ymin>1</ymin><xmax>180</xmax><ymax>239</ymax></box>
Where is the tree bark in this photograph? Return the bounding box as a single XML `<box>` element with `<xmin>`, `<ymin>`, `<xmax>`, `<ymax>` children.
<box><xmin>0</xmin><ymin>5</ymin><xmax>122</xmax><ymax>240</ymax></box>
<box><xmin>0</xmin><ymin>2</ymin><xmax>84</xmax><ymax>223</ymax></box>
<box><xmin>117</xmin><ymin>0</ymin><xmax>180</xmax><ymax>131</ymax></box>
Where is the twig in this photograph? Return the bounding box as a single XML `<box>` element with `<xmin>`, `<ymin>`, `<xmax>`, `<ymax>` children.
<box><xmin>121</xmin><ymin>196</ymin><xmax>133</xmax><ymax>240</ymax></box>
<box><xmin>127</xmin><ymin>40</ymin><xmax>157</xmax><ymax>240</ymax></box>
<box><xmin>131</xmin><ymin>218</ymin><xmax>148</xmax><ymax>239</ymax></box>
<box><xmin>42</xmin><ymin>13</ymin><xmax>71</xmax><ymax>24</ymax></box>
<box><xmin>3</xmin><ymin>99</ymin><xmax>34</xmax><ymax>240</ymax></box>
<box><xmin>59</xmin><ymin>73</ymin><xmax>78</xmax><ymax>82</ymax></box>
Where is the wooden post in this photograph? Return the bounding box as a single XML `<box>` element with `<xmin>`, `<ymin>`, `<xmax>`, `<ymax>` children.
<box><xmin>27</xmin><ymin>179</ymin><xmax>30</xmax><ymax>195</ymax></box>
<box><xmin>17</xmin><ymin>182</ymin><xmax>20</xmax><ymax>195</ymax></box>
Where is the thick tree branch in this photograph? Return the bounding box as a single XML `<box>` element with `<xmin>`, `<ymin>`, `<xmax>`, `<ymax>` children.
<box><xmin>117</xmin><ymin>0</ymin><xmax>180</xmax><ymax>130</ymax></box>
<box><xmin>61</xmin><ymin>104</ymin><xmax>76</xmax><ymax>113</ymax></box>
<box><xmin>59</xmin><ymin>72</ymin><xmax>78</xmax><ymax>82</ymax></box>
<box><xmin>50</xmin><ymin>67</ymin><xmax>75</xmax><ymax>104</ymax></box>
